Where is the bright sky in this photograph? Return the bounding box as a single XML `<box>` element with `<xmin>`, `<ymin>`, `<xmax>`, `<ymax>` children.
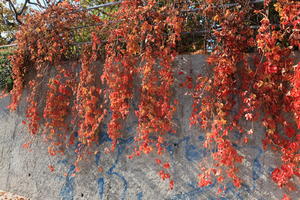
<box><xmin>15</xmin><ymin>0</ymin><xmax>41</xmax><ymax>10</ymax></box>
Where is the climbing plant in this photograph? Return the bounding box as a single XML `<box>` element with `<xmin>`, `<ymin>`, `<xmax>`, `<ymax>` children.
<box><xmin>191</xmin><ymin>1</ymin><xmax>299</xmax><ymax>198</ymax></box>
<box><xmin>5</xmin><ymin>0</ymin><xmax>300</xmax><ymax>198</ymax></box>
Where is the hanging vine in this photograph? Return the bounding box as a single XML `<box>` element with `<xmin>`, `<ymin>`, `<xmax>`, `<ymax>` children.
<box><xmin>191</xmin><ymin>0</ymin><xmax>255</xmax><ymax>190</ymax></box>
<box><xmin>4</xmin><ymin>0</ymin><xmax>300</xmax><ymax>197</ymax></box>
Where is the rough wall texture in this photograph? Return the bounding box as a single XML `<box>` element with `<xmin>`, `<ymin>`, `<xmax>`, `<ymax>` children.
<box><xmin>0</xmin><ymin>54</ymin><xmax>299</xmax><ymax>200</ymax></box>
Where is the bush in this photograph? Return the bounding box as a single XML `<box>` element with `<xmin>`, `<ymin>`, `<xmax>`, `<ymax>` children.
<box><xmin>0</xmin><ymin>50</ymin><xmax>13</xmax><ymax>91</ymax></box>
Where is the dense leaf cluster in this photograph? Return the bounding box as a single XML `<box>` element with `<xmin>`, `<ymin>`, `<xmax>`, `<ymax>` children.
<box><xmin>6</xmin><ymin>0</ymin><xmax>299</xmax><ymax>198</ymax></box>
<box><xmin>0</xmin><ymin>51</ymin><xmax>13</xmax><ymax>90</ymax></box>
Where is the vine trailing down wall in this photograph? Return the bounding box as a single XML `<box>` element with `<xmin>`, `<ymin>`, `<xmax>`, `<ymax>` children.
<box><xmin>5</xmin><ymin>0</ymin><xmax>299</xmax><ymax>198</ymax></box>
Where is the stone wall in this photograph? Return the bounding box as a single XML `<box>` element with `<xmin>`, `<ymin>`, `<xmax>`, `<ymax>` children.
<box><xmin>0</xmin><ymin>54</ymin><xmax>299</xmax><ymax>200</ymax></box>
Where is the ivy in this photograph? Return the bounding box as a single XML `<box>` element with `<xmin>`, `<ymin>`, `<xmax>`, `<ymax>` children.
<box><xmin>5</xmin><ymin>0</ymin><xmax>300</xmax><ymax>197</ymax></box>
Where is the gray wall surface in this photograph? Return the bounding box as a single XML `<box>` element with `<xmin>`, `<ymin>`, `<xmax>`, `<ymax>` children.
<box><xmin>0</xmin><ymin>54</ymin><xmax>299</xmax><ymax>200</ymax></box>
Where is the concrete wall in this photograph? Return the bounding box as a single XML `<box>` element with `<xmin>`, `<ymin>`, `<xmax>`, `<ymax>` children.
<box><xmin>0</xmin><ymin>54</ymin><xmax>299</xmax><ymax>200</ymax></box>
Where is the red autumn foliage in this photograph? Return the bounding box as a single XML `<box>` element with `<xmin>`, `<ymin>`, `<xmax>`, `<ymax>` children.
<box><xmin>5</xmin><ymin>0</ymin><xmax>300</xmax><ymax>197</ymax></box>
